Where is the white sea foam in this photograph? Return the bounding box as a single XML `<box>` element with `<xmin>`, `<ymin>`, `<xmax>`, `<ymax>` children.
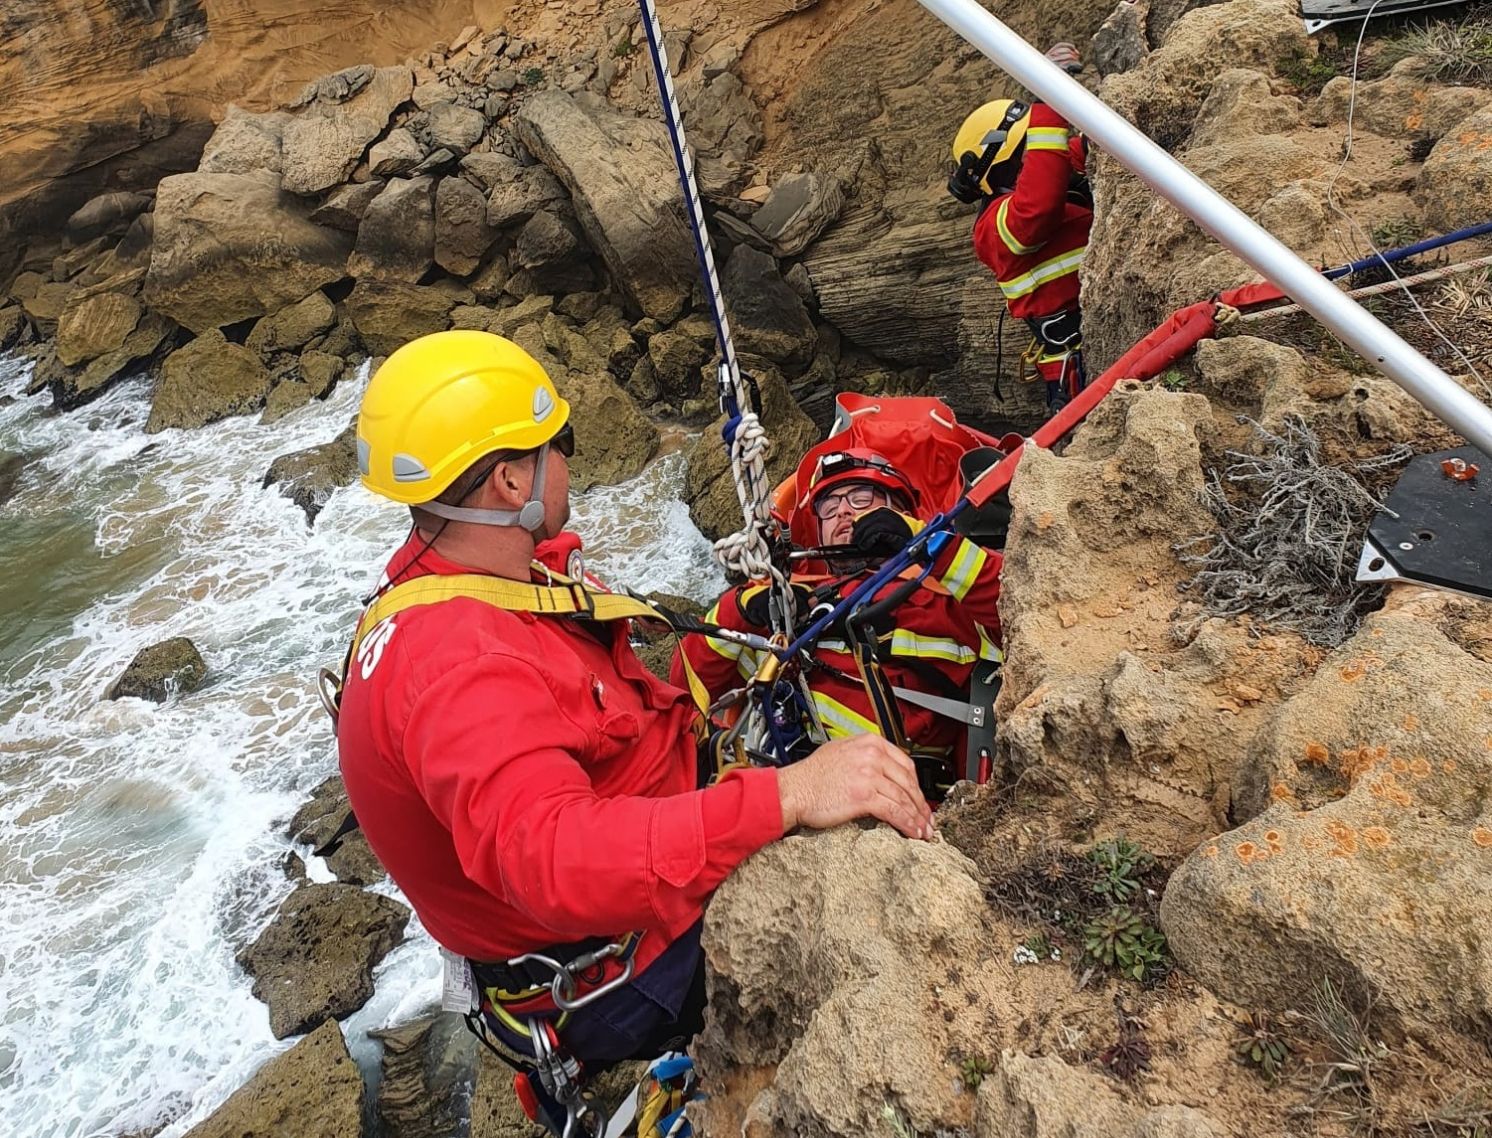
<box><xmin>0</xmin><ymin>355</ymin><xmax>723</xmax><ymax>1138</ymax></box>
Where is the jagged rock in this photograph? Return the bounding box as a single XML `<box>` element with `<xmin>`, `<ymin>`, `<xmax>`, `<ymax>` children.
<box><xmin>280</xmin><ymin>65</ymin><xmax>414</xmax><ymax>195</ymax></box>
<box><xmin>246</xmin><ymin>291</ymin><xmax>336</xmax><ymax>355</ymax></box>
<box><xmin>314</xmin><ymin>318</ymin><xmax>363</xmax><ymax>361</ymax></box>
<box><xmin>412</xmin><ymin>147</ymin><xmax>460</xmax><ymax>176</ymax></box>
<box><xmin>784</xmin><ymin>262</ymin><xmax>816</xmax><ymax>307</ymax></box>
<box><xmin>695</xmin><ymin>825</ymin><xmax>1002</xmax><ymax>1136</ymax></box>
<box><xmin>749</xmin><ymin>172</ymin><xmax>845</xmax><ymax>258</ymax></box>
<box><xmin>144</xmin><ymin>171</ymin><xmax>353</xmax><ymax>334</ymax></box>
<box><xmin>65</xmin><ymin>190</ymin><xmax>152</xmax><ymax>242</ymax></box>
<box><xmin>261</xmin><ymin>381</ymin><xmax>315</xmax><ymax>423</ymax></box>
<box><xmin>977</xmin><ymin>1052</ymin><xmax>1225</xmax><ymax>1137</ymax></box>
<box><xmin>300</xmin><ymin>349</ymin><xmax>344</xmax><ymax>394</ymax></box>
<box><xmin>370</xmin><ymin>1013</ymin><xmax>478</xmax><ymax>1138</ymax></box>
<box><xmin>0</xmin><ymin>305</ymin><xmax>26</xmax><ymax>350</ymax></box>
<box><xmin>646</xmin><ymin>325</ymin><xmax>712</xmax><ymax>403</ymax></box>
<box><xmin>422</xmin><ymin>102</ymin><xmax>486</xmax><ymax>155</ymax></box>
<box><xmin>1101</xmin><ymin>0</ymin><xmax>1308</xmax><ymax>144</ymax></box>
<box><xmin>1188</xmin><ymin>68</ymin><xmax>1300</xmax><ymax>150</ymax></box>
<box><xmin>198</xmin><ymin>106</ymin><xmax>291</xmax><ymax>175</ymax></box>
<box><xmin>514</xmin><ymin>90</ymin><xmax>696</xmax><ymax>320</ymax></box>
<box><xmin>1315</xmin><ymin>61</ymin><xmax>1492</xmax><ymax>141</ymax></box>
<box><xmin>8</xmin><ymin>271</ymin><xmax>42</xmax><ymax>304</ymax></box>
<box><xmin>484</xmin><ymin>157</ymin><xmax>569</xmax><ymax>229</ymax></box>
<box><xmin>470</xmin><ymin>1051</ymin><xmax>644</xmax><ymax>1138</ymax></box>
<box><xmin>55</xmin><ymin>291</ymin><xmax>141</xmax><ymax>366</ymax></box>
<box><xmin>54</xmin><ymin>313</ymin><xmax>173</xmax><ymax>409</ymax></box>
<box><xmin>513</xmin><ymin>331</ymin><xmax>658</xmax><ymax>490</ymax></box>
<box><xmin>511</xmin><ymin>210</ymin><xmax>594</xmax><ymax>293</ymax></box>
<box><xmin>288</xmin><ymin>775</ymin><xmax>385</xmax><ymax>886</ymax></box>
<box><xmin>106</xmin><ymin>637</ymin><xmax>207</xmax><ymax>702</ymax></box>
<box><xmin>580</xmin><ymin>309</ymin><xmax>640</xmax><ymax>374</ymax></box>
<box><xmin>449</xmin><ymin>303</ymin><xmax>499</xmax><ymax>330</ymax></box>
<box><xmin>684</xmin><ymin>365</ymin><xmax>817</xmax><ymax>540</ymax></box>
<box><xmin>467</xmin><ymin>254</ymin><xmax>513</xmax><ymax>303</ymax></box>
<box><xmin>1092</xmin><ymin>0</ymin><xmax>1150</xmax><ymax>77</ymax></box>
<box><xmin>1417</xmin><ymin>103</ymin><xmax>1492</xmax><ymax>230</ymax></box>
<box><xmin>264</xmin><ymin>423</ymin><xmax>360</xmax><ymax>525</ymax></box>
<box><xmin>1163</xmin><ymin>591</ymin><xmax>1492</xmax><ymax>1045</ymax></box>
<box><xmin>675</xmin><ymin>70</ymin><xmax>764</xmax><ymax>197</ymax></box>
<box><xmin>412</xmin><ymin>80</ymin><xmax>458</xmax><ymax>109</ymax></box>
<box><xmin>180</xmin><ymin>1020</ymin><xmax>363</xmax><ymax>1138</ymax></box>
<box><xmin>293</xmin><ymin>64</ymin><xmax>375</xmax><ymax>107</ymax></box>
<box><xmin>720</xmin><ymin>245</ymin><xmax>817</xmax><ymax>368</ymax></box>
<box><xmin>52</xmin><ymin>237</ymin><xmax>111</xmax><ymax>284</ymax></box>
<box><xmin>238</xmin><ymin>880</ymin><xmax>408</xmax><ymax>1039</ymax></box>
<box><xmin>115</xmin><ymin>213</ymin><xmax>155</xmax><ymax>269</ymax></box>
<box><xmin>147</xmin><ymin>330</ymin><xmax>273</xmax><ymax>433</ymax></box>
<box><xmin>21</xmin><ymin>281</ymin><xmax>77</xmax><ymax>328</ymax></box>
<box><xmin>434</xmin><ymin>175</ymin><xmax>498</xmax><ymax>276</ymax></box>
<box><xmin>309</xmin><ymin>180</ymin><xmax>386</xmax><ymax>231</ymax></box>
<box><xmin>368</xmin><ymin>128</ymin><xmax>425</xmax><ymax>178</ymax></box>
<box><xmin>542</xmin><ymin>312</ymin><xmax>606</xmax><ymax>373</ymax></box>
<box><xmin>489</xmin><ymin>294</ymin><xmax>554</xmax><ymax>338</ymax></box>
<box><xmin>349</xmin><ymin>176</ymin><xmax>436</xmax><ymax>282</ymax></box>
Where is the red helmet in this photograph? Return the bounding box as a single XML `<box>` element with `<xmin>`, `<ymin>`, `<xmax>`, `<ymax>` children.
<box><xmin>801</xmin><ymin>448</ymin><xmax>918</xmax><ymax>519</ymax></box>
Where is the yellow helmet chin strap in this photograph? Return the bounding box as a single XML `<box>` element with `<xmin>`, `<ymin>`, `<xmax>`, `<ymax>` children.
<box><xmin>417</xmin><ymin>442</ymin><xmax>552</xmax><ymax>533</ymax></box>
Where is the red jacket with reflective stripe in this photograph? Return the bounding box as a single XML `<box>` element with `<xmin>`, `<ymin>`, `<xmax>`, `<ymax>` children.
<box><xmin>336</xmin><ymin>533</ymin><xmax>784</xmax><ymax>976</ymax></box>
<box><xmin>675</xmin><ymin>534</ymin><xmax>1003</xmax><ymax>753</ymax></box>
<box><xmin>972</xmin><ymin>103</ymin><xmax>1091</xmax><ymax>320</ymax></box>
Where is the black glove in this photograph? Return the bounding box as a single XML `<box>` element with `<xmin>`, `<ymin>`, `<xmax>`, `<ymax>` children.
<box><xmin>738</xmin><ymin>583</ymin><xmax>813</xmax><ymax>629</ymax></box>
<box><xmin>849</xmin><ymin>508</ymin><xmax>916</xmax><ymax>558</ymax></box>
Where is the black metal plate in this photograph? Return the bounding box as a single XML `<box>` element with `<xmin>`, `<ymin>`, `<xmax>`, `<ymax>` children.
<box><xmin>1364</xmin><ymin>447</ymin><xmax>1491</xmax><ymax>599</ymax></box>
<box><xmin>1300</xmin><ymin>0</ymin><xmax>1465</xmax><ymax>32</ymax></box>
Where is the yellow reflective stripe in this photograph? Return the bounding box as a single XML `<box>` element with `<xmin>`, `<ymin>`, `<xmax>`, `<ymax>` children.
<box><xmin>701</xmin><ymin>602</ymin><xmax>745</xmax><ymax>663</ymax></box>
<box><xmin>735</xmin><ymin>648</ymin><xmax>765</xmax><ymax>683</ymax></box>
<box><xmin>976</xmin><ymin>623</ymin><xmax>1005</xmax><ymax>663</ymax></box>
<box><xmin>1036</xmin><ymin>347</ymin><xmax>1074</xmax><ymax>364</ymax></box>
<box><xmin>813</xmin><ymin>691</ymin><xmax>881</xmax><ymax>739</ymax></box>
<box><xmin>815</xmin><ymin>639</ymin><xmax>852</xmax><ymax>656</ymax></box>
<box><xmin>939</xmin><ymin>540</ymin><xmax>987</xmax><ymax>602</ymax></box>
<box><xmin>888</xmin><ymin>629</ymin><xmax>977</xmax><ymax>665</ymax></box>
<box><xmin>997</xmin><ymin>245</ymin><xmax>1087</xmax><ymax>301</ymax></box>
<box><xmin>995</xmin><ymin>198</ymin><xmax>1041</xmax><ymax>256</ymax></box>
<box><xmin>1025</xmin><ymin>126</ymin><xmax>1070</xmax><ymax>151</ymax></box>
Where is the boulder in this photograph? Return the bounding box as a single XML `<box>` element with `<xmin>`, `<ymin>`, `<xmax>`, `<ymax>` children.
<box><xmin>198</xmin><ymin>106</ymin><xmax>291</xmax><ymax>175</ymax></box>
<box><xmin>106</xmin><ymin>637</ymin><xmax>207</xmax><ymax>702</ymax></box>
<box><xmin>369</xmin><ymin>1013</ymin><xmax>478</xmax><ymax>1138</ymax></box>
<box><xmin>264</xmin><ymin>423</ymin><xmax>360</xmax><ymax>525</ymax></box>
<box><xmin>280</xmin><ymin>65</ymin><xmax>414</xmax><ymax>195</ymax></box>
<box><xmin>0</xmin><ymin>305</ymin><xmax>26</xmax><ymax>351</ymax></box>
<box><xmin>411</xmin><ymin>147</ymin><xmax>460</xmax><ymax>177</ymax></box>
<box><xmin>674</xmin><ymin>70</ymin><xmax>764</xmax><ymax>197</ymax></box>
<box><xmin>368</xmin><ymin>128</ymin><xmax>425</xmax><ymax>178</ymax></box>
<box><xmin>511</xmin><ymin>210</ymin><xmax>594</xmax><ymax>294</ymax></box>
<box><xmin>308</xmin><ymin>180</ymin><xmax>386</xmax><ymax>231</ymax></box>
<box><xmin>720</xmin><ymin>246</ymin><xmax>817</xmax><ymax>368</ymax></box>
<box><xmin>489</xmin><ymin>294</ymin><xmax>554</xmax><ymax>338</ymax></box>
<box><xmin>1417</xmin><ymin>103</ymin><xmax>1492</xmax><ymax>230</ymax></box>
<box><xmin>421</xmin><ymin>102</ymin><xmax>486</xmax><ymax>155</ymax></box>
<box><xmin>147</xmin><ymin>330</ymin><xmax>273</xmax><ymax>433</ymax></box>
<box><xmin>412</xmin><ymin>80</ymin><xmax>458</xmax><ymax>109</ymax></box>
<box><xmin>1092</xmin><ymin>0</ymin><xmax>1150</xmax><ymax>78</ymax></box>
<box><xmin>467</xmin><ymin>254</ymin><xmax>513</xmax><ymax>303</ymax></box>
<box><xmin>514</xmin><ymin>91</ymin><xmax>696</xmax><ymax>320</ymax></box>
<box><xmin>52</xmin><ymin>236</ymin><xmax>112</xmax><ymax>284</ymax></box>
<box><xmin>645</xmin><ymin>325</ymin><xmax>712</xmax><ymax>402</ymax></box>
<box><xmin>115</xmin><ymin>213</ymin><xmax>156</xmax><ymax>269</ymax></box>
<box><xmin>1314</xmin><ymin>63</ymin><xmax>1492</xmax><ymax>141</ymax></box>
<box><xmin>65</xmin><ymin>190</ymin><xmax>152</xmax><ymax>242</ymax></box>
<box><xmin>21</xmin><ymin>281</ymin><xmax>77</xmax><ymax>328</ymax></box>
<box><xmin>246</xmin><ymin>291</ymin><xmax>336</xmax><ymax>355</ymax></box>
<box><xmin>344</xmin><ymin>280</ymin><xmax>456</xmax><ymax>357</ymax></box>
<box><xmin>349</xmin><ymin>177</ymin><xmax>436</xmax><ymax>282</ymax></box>
<box><xmin>300</xmin><ymin>350</ymin><xmax>344</xmax><ymax>394</ymax></box>
<box><xmin>749</xmin><ymin>172</ymin><xmax>845</xmax><ymax>258</ymax></box>
<box><xmin>180</xmin><ymin>1020</ymin><xmax>363</xmax><ymax>1138</ymax></box>
<box><xmin>695</xmin><ymin>825</ymin><xmax>1003</xmax><ymax>1136</ymax></box>
<box><xmin>8</xmin><ymin>271</ymin><xmax>42</xmax><ymax>304</ymax></box>
<box><xmin>434</xmin><ymin>175</ymin><xmax>498</xmax><ymax>276</ymax></box>
<box><xmin>54</xmin><ymin>313</ymin><xmax>173</xmax><ymax>409</ymax></box>
<box><xmin>144</xmin><ymin>171</ymin><xmax>353</xmax><ymax>334</ymax></box>
<box><xmin>238</xmin><ymin>880</ymin><xmax>409</xmax><ymax>1039</ymax></box>
<box><xmin>484</xmin><ymin>159</ymin><xmax>570</xmax><ymax>231</ymax></box>
<box><xmin>977</xmin><ymin>1052</ymin><xmax>1225</xmax><ymax>1137</ymax></box>
<box><xmin>1162</xmin><ymin>592</ymin><xmax>1492</xmax><ymax>1044</ymax></box>
<box><xmin>55</xmin><ymin>291</ymin><xmax>141</xmax><ymax>366</ymax></box>
<box><xmin>684</xmin><ymin>365</ymin><xmax>817</xmax><ymax>541</ymax></box>
<box><xmin>287</xmin><ymin>775</ymin><xmax>385</xmax><ymax>886</ymax></box>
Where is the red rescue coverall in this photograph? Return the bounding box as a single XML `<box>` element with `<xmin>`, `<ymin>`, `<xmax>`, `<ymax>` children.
<box><xmin>337</xmin><ymin>532</ymin><xmax>784</xmax><ymax>984</ymax></box>
<box><xmin>676</xmin><ymin>533</ymin><xmax>1003</xmax><ymax>762</ymax></box>
<box><xmin>972</xmin><ymin>103</ymin><xmax>1091</xmax><ymax>396</ymax></box>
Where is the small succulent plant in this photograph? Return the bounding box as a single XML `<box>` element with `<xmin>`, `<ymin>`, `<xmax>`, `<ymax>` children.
<box><xmin>1082</xmin><ymin>905</ymin><xmax>1168</xmax><ymax>981</ymax></box>
<box><xmin>1235</xmin><ymin>1011</ymin><xmax>1291</xmax><ymax>1081</ymax></box>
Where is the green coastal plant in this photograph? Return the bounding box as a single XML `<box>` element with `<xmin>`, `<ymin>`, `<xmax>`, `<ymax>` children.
<box><xmin>1235</xmin><ymin>1011</ymin><xmax>1291</xmax><ymax>1081</ymax></box>
<box><xmin>1087</xmin><ymin>835</ymin><xmax>1155</xmax><ymax>903</ymax></box>
<box><xmin>1082</xmin><ymin>905</ymin><xmax>1168</xmax><ymax>981</ymax></box>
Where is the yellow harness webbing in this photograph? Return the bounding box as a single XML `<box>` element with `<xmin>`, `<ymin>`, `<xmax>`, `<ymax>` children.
<box><xmin>346</xmin><ymin>565</ymin><xmax>715</xmax><ymax>719</ymax></box>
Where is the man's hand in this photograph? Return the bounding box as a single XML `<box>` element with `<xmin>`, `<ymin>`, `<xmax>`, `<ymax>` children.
<box><xmin>849</xmin><ymin>507</ymin><xmax>918</xmax><ymax>558</ymax></box>
<box><xmin>777</xmin><ymin>735</ymin><xmax>936</xmax><ymax>840</ymax></box>
<box><xmin>1045</xmin><ymin>41</ymin><xmax>1083</xmax><ymax>74</ymax></box>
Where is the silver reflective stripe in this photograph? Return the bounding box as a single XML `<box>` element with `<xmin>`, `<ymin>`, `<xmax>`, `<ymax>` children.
<box><xmin>392</xmin><ymin>453</ymin><xmax>430</xmax><ymax>482</ymax></box>
<box><xmin>356</xmin><ymin>436</ymin><xmax>372</xmax><ymax>477</ymax></box>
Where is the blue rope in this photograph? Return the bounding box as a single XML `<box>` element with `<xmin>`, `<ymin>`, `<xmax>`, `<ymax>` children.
<box><xmin>1323</xmin><ymin>219</ymin><xmax>1492</xmax><ymax>280</ymax></box>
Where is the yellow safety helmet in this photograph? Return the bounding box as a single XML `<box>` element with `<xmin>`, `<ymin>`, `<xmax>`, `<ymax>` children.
<box><xmin>947</xmin><ymin>99</ymin><xmax>1032</xmax><ymax>202</ymax></box>
<box><xmin>356</xmin><ymin>330</ymin><xmax>570</xmax><ymax>515</ymax></box>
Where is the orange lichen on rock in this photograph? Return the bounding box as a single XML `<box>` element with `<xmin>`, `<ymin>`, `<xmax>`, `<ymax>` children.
<box><xmin>1340</xmin><ymin>660</ymin><xmax>1367</xmax><ymax>682</ymax></box>
<box><xmin>1337</xmin><ymin>745</ymin><xmax>1380</xmax><ymax>783</ymax></box>
<box><xmin>1473</xmin><ymin>828</ymin><xmax>1492</xmax><ymax>848</ymax></box>
<box><xmin>1325</xmin><ymin>819</ymin><xmax>1359</xmax><ymax>858</ymax></box>
<box><xmin>1202</xmin><ymin>844</ymin><xmax>1219</xmax><ymax>859</ymax></box>
<box><xmin>1445</xmin><ymin>759</ymin><xmax>1460</xmax><ymax>773</ymax></box>
<box><xmin>1263</xmin><ymin>829</ymin><xmax>1284</xmax><ymax>852</ymax></box>
<box><xmin>1036</xmin><ymin>511</ymin><xmax>1056</xmax><ymax>531</ymax></box>
<box><xmin>1235</xmin><ymin>840</ymin><xmax>1271</xmax><ymax>865</ymax></box>
<box><xmin>1362</xmin><ymin>827</ymin><xmax>1390</xmax><ymax>849</ymax></box>
<box><xmin>1402</xmin><ymin>713</ymin><xmax>1419</xmax><ymax>731</ymax></box>
<box><xmin>1367</xmin><ymin>771</ymin><xmax>1413</xmax><ymax>808</ymax></box>
<box><xmin>1479</xmin><ymin>689</ymin><xmax>1492</xmax><ymax>701</ymax></box>
<box><xmin>1270</xmin><ymin>781</ymin><xmax>1297</xmax><ymax>803</ymax></box>
<box><xmin>1391</xmin><ymin>756</ymin><xmax>1408</xmax><ymax>773</ymax></box>
<box><xmin>1408</xmin><ymin>756</ymin><xmax>1431</xmax><ymax>779</ymax></box>
<box><xmin>1304</xmin><ymin>741</ymin><xmax>1331</xmax><ymax>766</ymax></box>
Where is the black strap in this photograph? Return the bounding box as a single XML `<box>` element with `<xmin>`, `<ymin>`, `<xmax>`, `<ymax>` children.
<box><xmin>1024</xmin><ymin>307</ymin><xmax>1083</xmax><ymax>352</ymax></box>
<box><xmin>470</xmin><ymin>935</ymin><xmax>621</xmax><ymax>995</ymax></box>
<box><xmin>312</xmin><ymin>810</ymin><xmax>360</xmax><ymax>858</ymax></box>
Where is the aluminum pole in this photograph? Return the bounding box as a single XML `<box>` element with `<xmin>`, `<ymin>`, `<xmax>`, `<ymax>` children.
<box><xmin>916</xmin><ymin>0</ymin><xmax>1492</xmax><ymax>457</ymax></box>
